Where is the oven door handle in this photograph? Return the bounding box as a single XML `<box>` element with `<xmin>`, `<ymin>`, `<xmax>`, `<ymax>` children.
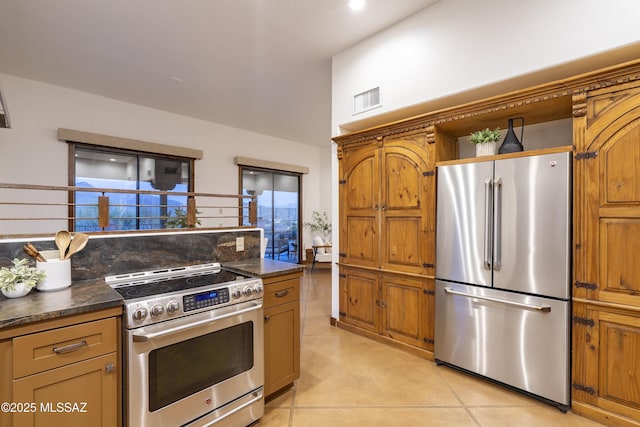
<box><xmin>132</xmin><ymin>302</ymin><xmax>262</xmax><ymax>342</ymax></box>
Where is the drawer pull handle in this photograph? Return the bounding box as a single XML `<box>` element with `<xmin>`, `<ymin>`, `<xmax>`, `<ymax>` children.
<box><xmin>105</xmin><ymin>363</ymin><xmax>115</xmax><ymax>374</ymax></box>
<box><xmin>264</xmin><ymin>315</ymin><xmax>271</xmax><ymax>322</ymax></box>
<box><xmin>274</xmin><ymin>290</ymin><xmax>289</xmax><ymax>298</ymax></box>
<box><xmin>53</xmin><ymin>340</ymin><xmax>88</xmax><ymax>354</ymax></box>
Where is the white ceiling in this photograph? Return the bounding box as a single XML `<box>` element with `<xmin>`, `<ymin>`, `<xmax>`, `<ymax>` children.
<box><xmin>0</xmin><ymin>0</ymin><xmax>439</xmax><ymax>146</ymax></box>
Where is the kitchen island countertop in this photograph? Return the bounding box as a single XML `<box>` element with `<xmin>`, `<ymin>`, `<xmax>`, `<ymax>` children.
<box><xmin>0</xmin><ymin>279</ymin><xmax>123</xmax><ymax>331</ymax></box>
<box><xmin>223</xmin><ymin>258</ymin><xmax>304</xmax><ymax>279</ymax></box>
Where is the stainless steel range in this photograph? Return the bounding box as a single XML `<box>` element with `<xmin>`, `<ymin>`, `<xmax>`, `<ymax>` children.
<box><xmin>107</xmin><ymin>262</ymin><xmax>264</xmax><ymax>427</ymax></box>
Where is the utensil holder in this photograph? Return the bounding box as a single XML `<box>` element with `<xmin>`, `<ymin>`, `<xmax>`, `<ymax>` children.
<box><xmin>36</xmin><ymin>258</ymin><xmax>71</xmax><ymax>291</ymax></box>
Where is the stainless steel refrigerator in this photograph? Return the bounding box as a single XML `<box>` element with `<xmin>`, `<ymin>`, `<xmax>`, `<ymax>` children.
<box><xmin>435</xmin><ymin>151</ymin><xmax>571</xmax><ymax>410</ymax></box>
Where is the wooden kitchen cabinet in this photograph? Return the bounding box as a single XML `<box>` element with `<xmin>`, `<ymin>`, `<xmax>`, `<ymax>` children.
<box><xmin>338</xmin><ymin>267</ymin><xmax>379</xmax><ymax>333</ymax></box>
<box><xmin>339</xmin><ymin>266</ymin><xmax>435</xmax><ymax>352</ymax></box>
<box><xmin>338</xmin><ymin>130</ymin><xmax>456</xmax><ymax>277</ymax></box>
<box><xmin>13</xmin><ymin>352</ymin><xmax>118</xmax><ymax>426</ymax></box>
<box><xmin>263</xmin><ymin>272</ymin><xmax>301</xmax><ymax>398</ymax></box>
<box><xmin>381</xmin><ymin>275</ymin><xmax>434</xmax><ymax>351</ymax></box>
<box><xmin>335</xmin><ymin>127</ymin><xmax>455</xmax><ymax>357</ymax></box>
<box><xmin>0</xmin><ymin>307</ymin><xmax>121</xmax><ymax>427</ymax></box>
<box><xmin>572</xmin><ymin>81</ymin><xmax>640</xmax><ymax>426</ymax></box>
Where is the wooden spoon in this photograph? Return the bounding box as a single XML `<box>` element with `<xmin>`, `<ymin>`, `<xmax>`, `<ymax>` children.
<box><xmin>55</xmin><ymin>230</ymin><xmax>71</xmax><ymax>260</ymax></box>
<box><xmin>24</xmin><ymin>243</ymin><xmax>47</xmax><ymax>262</ymax></box>
<box><xmin>64</xmin><ymin>233</ymin><xmax>89</xmax><ymax>259</ymax></box>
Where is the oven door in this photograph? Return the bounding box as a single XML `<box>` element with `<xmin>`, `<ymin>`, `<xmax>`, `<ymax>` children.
<box><xmin>125</xmin><ymin>299</ymin><xmax>264</xmax><ymax>427</ymax></box>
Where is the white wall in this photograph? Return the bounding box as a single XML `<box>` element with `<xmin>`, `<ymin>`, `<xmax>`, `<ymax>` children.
<box><xmin>332</xmin><ymin>0</ymin><xmax>640</xmax><ymax>133</ymax></box>
<box><xmin>0</xmin><ymin>74</ymin><xmax>331</xmax><ymax>240</ymax></box>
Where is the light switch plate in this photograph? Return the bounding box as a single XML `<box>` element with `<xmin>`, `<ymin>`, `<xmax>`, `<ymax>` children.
<box><xmin>236</xmin><ymin>237</ymin><xmax>244</xmax><ymax>251</ymax></box>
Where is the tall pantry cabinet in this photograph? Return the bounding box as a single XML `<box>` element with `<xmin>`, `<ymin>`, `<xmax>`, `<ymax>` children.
<box><xmin>335</xmin><ymin>127</ymin><xmax>457</xmax><ymax>355</ymax></box>
<box><xmin>572</xmin><ymin>80</ymin><xmax>640</xmax><ymax>426</ymax></box>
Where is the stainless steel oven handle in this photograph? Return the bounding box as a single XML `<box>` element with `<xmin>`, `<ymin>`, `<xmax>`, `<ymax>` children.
<box><xmin>187</xmin><ymin>389</ymin><xmax>264</xmax><ymax>427</ymax></box>
<box><xmin>132</xmin><ymin>302</ymin><xmax>263</xmax><ymax>342</ymax></box>
<box><xmin>444</xmin><ymin>287</ymin><xmax>551</xmax><ymax>312</ymax></box>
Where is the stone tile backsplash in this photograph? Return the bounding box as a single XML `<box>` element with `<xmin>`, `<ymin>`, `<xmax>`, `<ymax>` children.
<box><xmin>0</xmin><ymin>229</ymin><xmax>262</xmax><ymax>281</ymax></box>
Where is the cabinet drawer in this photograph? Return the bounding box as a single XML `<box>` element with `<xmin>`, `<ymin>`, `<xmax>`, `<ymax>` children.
<box><xmin>13</xmin><ymin>318</ymin><xmax>117</xmax><ymax>379</ymax></box>
<box><xmin>264</xmin><ymin>278</ymin><xmax>299</xmax><ymax>308</ymax></box>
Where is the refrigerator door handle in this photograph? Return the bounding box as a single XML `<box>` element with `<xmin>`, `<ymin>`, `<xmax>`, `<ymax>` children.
<box><xmin>444</xmin><ymin>287</ymin><xmax>551</xmax><ymax>312</ymax></box>
<box><xmin>484</xmin><ymin>178</ymin><xmax>493</xmax><ymax>270</ymax></box>
<box><xmin>493</xmin><ymin>177</ymin><xmax>502</xmax><ymax>271</ymax></box>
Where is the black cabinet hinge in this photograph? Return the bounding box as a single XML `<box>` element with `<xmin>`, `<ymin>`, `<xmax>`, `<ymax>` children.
<box><xmin>575</xmin><ymin>151</ymin><xmax>598</xmax><ymax>160</ymax></box>
<box><xmin>572</xmin><ymin>382</ymin><xmax>596</xmax><ymax>395</ymax></box>
<box><xmin>339</xmin><ymin>179</ymin><xmax>347</xmax><ymax>184</ymax></box>
<box><xmin>423</xmin><ymin>337</ymin><xmax>435</xmax><ymax>344</ymax></box>
<box><xmin>339</xmin><ymin>273</ymin><xmax>346</xmax><ymax>278</ymax></box>
<box><xmin>575</xmin><ymin>281</ymin><xmax>598</xmax><ymax>291</ymax></box>
<box><xmin>423</xmin><ymin>263</ymin><xmax>435</xmax><ymax>269</ymax></box>
<box><xmin>423</xmin><ymin>289</ymin><xmax>435</xmax><ymax>296</ymax></box>
<box><xmin>423</xmin><ymin>171</ymin><xmax>435</xmax><ymax>177</ymax></box>
<box><xmin>339</xmin><ymin>311</ymin><xmax>346</xmax><ymax>317</ymax></box>
<box><xmin>339</xmin><ymin>252</ymin><xmax>346</xmax><ymax>258</ymax></box>
<box><xmin>573</xmin><ymin>316</ymin><xmax>595</xmax><ymax>327</ymax></box>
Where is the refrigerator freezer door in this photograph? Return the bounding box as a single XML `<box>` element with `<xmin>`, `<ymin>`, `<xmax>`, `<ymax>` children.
<box><xmin>493</xmin><ymin>152</ymin><xmax>571</xmax><ymax>299</ymax></box>
<box><xmin>434</xmin><ymin>280</ymin><xmax>570</xmax><ymax>406</ymax></box>
<box><xmin>436</xmin><ymin>160</ymin><xmax>494</xmax><ymax>287</ymax></box>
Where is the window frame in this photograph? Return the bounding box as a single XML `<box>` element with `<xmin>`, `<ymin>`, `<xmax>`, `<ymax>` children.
<box><xmin>68</xmin><ymin>142</ymin><xmax>195</xmax><ymax>232</ymax></box>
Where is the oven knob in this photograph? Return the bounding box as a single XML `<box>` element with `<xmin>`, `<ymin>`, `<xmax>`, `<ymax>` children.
<box><xmin>243</xmin><ymin>287</ymin><xmax>253</xmax><ymax>297</ymax></box>
<box><xmin>253</xmin><ymin>284</ymin><xmax>263</xmax><ymax>294</ymax></box>
<box><xmin>132</xmin><ymin>308</ymin><xmax>148</xmax><ymax>321</ymax></box>
<box><xmin>151</xmin><ymin>304</ymin><xmax>165</xmax><ymax>317</ymax></box>
<box><xmin>166</xmin><ymin>300</ymin><xmax>180</xmax><ymax>314</ymax></box>
<box><xmin>232</xmin><ymin>288</ymin><xmax>243</xmax><ymax>299</ymax></box>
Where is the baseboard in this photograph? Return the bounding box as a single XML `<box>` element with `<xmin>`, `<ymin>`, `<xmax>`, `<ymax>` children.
<box><xmin>571</xmin><ymin>401</ymin><xmax>640</xmax><ymax>427</ymax></box>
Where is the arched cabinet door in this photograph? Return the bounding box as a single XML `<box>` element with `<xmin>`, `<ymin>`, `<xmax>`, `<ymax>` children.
<box><xmin>339</xmin><ymin>143</ymin><xmax>381</xmax><ymax>269</ymax></box>
<box><xmin>379</xmin><ymin>136</ymin><xmax>432</xmax><ymax>275</ymax></box>
<box><xmin>572</xmin><ymin>83</ymin><xmax>640</xmax><ymax>420</ymax></box>
<box><xmin>579</xmin><ymin>86</ymin><xmax>640</xmax><ymax>306</ymax></box>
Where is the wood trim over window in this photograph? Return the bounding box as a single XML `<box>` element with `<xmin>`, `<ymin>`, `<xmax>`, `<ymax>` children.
<box><xmin>58</xmin><ymin>128</ymin><xmax>203</xmax><ymax>159</ymax></box>
<box><xmin>234</xmin><ymin>156</ymin><xmax>309</xmax><ymax>174</ymax></box>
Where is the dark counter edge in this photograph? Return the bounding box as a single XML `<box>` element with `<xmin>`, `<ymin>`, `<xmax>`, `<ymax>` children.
<box><xmin>0</xmin><ymin>279</ymin><xmax>123</xmax><ymax>330</ymax></box>
<box><xmin>223</xmin><ymin>258</ymin><xmax>304</xmax><ymax>279</ymax></box>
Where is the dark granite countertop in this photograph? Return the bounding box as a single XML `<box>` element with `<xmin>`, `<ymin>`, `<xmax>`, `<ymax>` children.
<box><xmin>0</xmin><ymin>279</ymin><xmax>123</xmax><ymax>330</ymax></box>
<box><xmin>223</xmin><ymin>258</ymin><xmax>304</xmax><ymax>279</ymax></box>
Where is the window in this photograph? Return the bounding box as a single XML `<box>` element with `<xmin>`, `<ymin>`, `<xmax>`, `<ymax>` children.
<box><xmin>71</xmin><ymin>145</ymin><xmax>193</xmax><ymax>232</ymax></box>
<box><xmin>240</xmin><ymin>167</ymin><xmax>301</xmax><ymax>264</ymax></box>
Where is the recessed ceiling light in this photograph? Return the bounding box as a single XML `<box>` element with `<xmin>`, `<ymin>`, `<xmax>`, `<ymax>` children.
<box><xmin>171</xmin><ymin>77</ymin><xmax>183</xmax><ymax>83</ymax></box>
<box><xmin>349</xmin><ymin>0</ymin><xmax>365</xmax><ymax>11</ymax></box>
<box><xmin>109</xmin><ymin>158</ymin><xmax>116</xmax><ymax>162</ymax></box>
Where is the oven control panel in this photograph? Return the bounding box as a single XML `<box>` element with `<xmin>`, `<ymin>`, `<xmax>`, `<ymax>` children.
<box><xmin>183</xmin><ymin>288</ymin><xmax>230</xmax><ymax>312</ymax></box>
<box><xmin>122</xmin><ymin>277</ymin><xmax>264</xmax><ymax>328</ymax></box>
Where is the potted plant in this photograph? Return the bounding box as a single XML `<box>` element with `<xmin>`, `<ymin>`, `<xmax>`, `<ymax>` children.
<box><xmin>304</xmin><ymin>211</ymin><xmax>332</xmax><ymax>240</ymax></box>
<box><xmin>0</xmin><ymin>258</ymin><xmax>46</xmax><ymax>298</ymax></box>
<box><xmin>469</xmin><ymin>127</ymin><xmax>501</xmax><ymax>157</ymax></box>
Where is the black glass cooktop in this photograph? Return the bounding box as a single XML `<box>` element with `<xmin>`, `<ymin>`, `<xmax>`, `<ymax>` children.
<box><xmin>114</xmin><ymin>269</ymin><xmax>248</xmax><ymax>300</ymax></box>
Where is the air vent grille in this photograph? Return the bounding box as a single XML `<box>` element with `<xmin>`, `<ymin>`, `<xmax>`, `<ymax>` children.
<box><xmin>353</xmin><ymin>86</ymin><xmax>381</xmax><ymax>115</ymax></box>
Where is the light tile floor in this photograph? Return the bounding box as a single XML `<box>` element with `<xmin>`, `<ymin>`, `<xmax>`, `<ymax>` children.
<box><xmin>255</xmin><ymin>267</ymin><xmax>604</xmax><ymax>427</ymax></box>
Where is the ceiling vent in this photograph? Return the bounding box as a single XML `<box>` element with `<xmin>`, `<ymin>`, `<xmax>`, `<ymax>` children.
<box><xmin>353</xmin><ymin>86</ymin><xmax>381</xmax><ymax>115</ymax></box>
